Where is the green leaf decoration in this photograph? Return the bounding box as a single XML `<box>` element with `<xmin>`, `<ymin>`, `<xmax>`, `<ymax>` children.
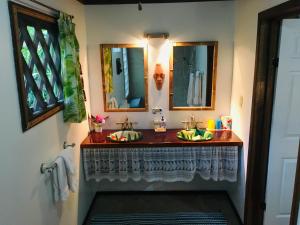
<box><xmin>58</xmin><ymin>13</ymin><xmax>86</xmax><ymax>123</ymax></box>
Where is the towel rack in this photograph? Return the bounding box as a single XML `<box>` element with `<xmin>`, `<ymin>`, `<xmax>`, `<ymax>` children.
<box><xmin>40</xmin><ymin>142</ymin><xmax>75</xmax><ymax>174</ymax></box>
<box><xmin>63</xmin><ymin>141</ymin><xmax>75</xmax><ymax>149</ymax></box>
<box><xmin>40</xmin><ymin>162</ymin><xmax>57</xmax><ymax>174</ymax></box>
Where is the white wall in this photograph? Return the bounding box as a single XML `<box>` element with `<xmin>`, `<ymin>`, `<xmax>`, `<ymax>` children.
<box><xmin>1</xmin><ymin>0</ymin><xmax>292</xmax><ymax>223</ymax></box>
<box><xmin>0</xmin><ymin>1</ymin><xmax>94</xmax><ymax>225</ymax></box>
<box><xmin>85</xmin><ymin>0</ymin><xmax>248</xmax><ymax>219</ymax></box>
<box><xmin>229</xmin><ymin>0</ymin><xmax>289</xmax><ymax>218</ymax></box>
<box><xmin>86</xmin><ymin>1</ymin><xmax>234</xmax><ymax>129</ymax></box>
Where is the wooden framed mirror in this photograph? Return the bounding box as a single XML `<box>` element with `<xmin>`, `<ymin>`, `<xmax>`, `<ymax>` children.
<box><xmin>169</xmin><ymin>41</ymin><xmax>218</xmax><ymax>110</ymax></box>
<box><xmin>100</xmin><ymin>44</ymin><xmax>148</xmax><ymax>112</ymax></box>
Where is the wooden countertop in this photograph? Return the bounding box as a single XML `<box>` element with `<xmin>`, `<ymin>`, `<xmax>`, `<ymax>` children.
<box><xmin>80</xmin><ymin>129</ymin><xmax>243</xmax><ymax>148</ymax></box>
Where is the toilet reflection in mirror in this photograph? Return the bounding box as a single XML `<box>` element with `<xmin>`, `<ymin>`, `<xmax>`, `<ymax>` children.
<box><xmin>100</xmin><ymin>44</ymin><xmax>148</xmax><ymax>112</ymax></box>
<box><xmin>169</xmin><ymin>42</ymin><xmax>218</xmax><ymax>110</ymax></box>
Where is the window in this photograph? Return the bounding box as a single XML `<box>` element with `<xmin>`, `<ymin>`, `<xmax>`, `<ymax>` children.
<box><xmin>9</xmin><ymin>2</ymin><xmax>63</xmax><ymax>131</ymax></box>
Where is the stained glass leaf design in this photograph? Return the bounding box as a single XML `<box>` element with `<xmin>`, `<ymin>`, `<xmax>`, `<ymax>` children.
<box><xmin>53</xmin><ymin>82</ymin><xmax>61</xmax><ymax>99</ymax></box>
<box><xmin>49</xmin><ymin>44</ymin><xmax>57</xmax><ymax>65</ymax></box>
<box><xmin>42</xmin><ymin>85</ymin><xmax>50</xmax><ymax>104</ymax></box>
<box><xmin>41</xmin><ymin>29</ymin><xmax>49</xmax><ymax>44</ymax></box>
<box><xmin>37</xmin><ymin>42</ymin><xmax>45</xmax><ymax>64</ymax></box>
<box><xmin>27</xmin><ymin>89</ymin><xmax>39</xmax><ymax>113</ymax></box>
<box><xmin>46</xmin><ymin>64</ymin><xmax>53</xmax><ymax>85</ymax></box>
<box><xmin>27</xmin><ymin>26</ymin><xmax>35</xmax><ymax>41</ymax></box>
<box><xmin>21</xmin><ymin>42</ymin><xmax>31</xmax><ymax>66</ymax></box>
<box><xmin>32</xmin><ymin>65</ymin><xmax>41</xmax><ymax>87</ymax></box>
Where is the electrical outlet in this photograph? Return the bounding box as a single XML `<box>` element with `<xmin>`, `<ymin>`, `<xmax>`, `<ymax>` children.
<box><xmin>152</xmin><ymin>107</ymin><xmax>163</xmax><ymax>114</ymax></box>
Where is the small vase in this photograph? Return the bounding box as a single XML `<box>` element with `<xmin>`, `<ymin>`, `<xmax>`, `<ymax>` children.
<box><xmin>94</xmin><ymin>123</ymin><xmax>103</xmax><ymax>133</ymax></box>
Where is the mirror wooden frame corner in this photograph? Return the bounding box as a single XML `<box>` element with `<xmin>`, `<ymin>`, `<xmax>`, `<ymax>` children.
<box><xmin>169</xmin><ymin>41</ymin><xmax>218</xmax><ymax>111</ymax></box>
<box><xmin>100</xmin><ymin>43</ymin><xmax>148</xmax><ymax>112</ymax></box>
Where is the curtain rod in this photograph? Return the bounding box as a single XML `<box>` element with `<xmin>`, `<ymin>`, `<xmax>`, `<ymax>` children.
<box><xmin>29</xmin><ymin>0</ymin><xmax>74</xmax><ymax>19</ymax></box>
<box><xmin>11</xmin><ymin>0</ymin><xmax>74</xmax><ymax>19</ymax></box>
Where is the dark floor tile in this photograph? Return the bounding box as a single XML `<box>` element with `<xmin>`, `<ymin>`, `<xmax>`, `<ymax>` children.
<box><xmin>84</xmin><ymin>192</ymin><xmax>242</xmax><ymax>225</ymax></box>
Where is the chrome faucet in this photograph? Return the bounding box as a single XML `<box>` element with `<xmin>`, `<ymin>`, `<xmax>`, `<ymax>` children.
<box><xmin>181</xmin><ymin>115</ymin><xmax>203</xmax><ymax>130</ymax></box>
<box><xmin>116</xmin><ymin>116</ymin><xmax>137</xmax><ymax>130</ymax></box>
<box><xmin>190</xmin><ymin>115</ymin><xmax>196</xmax><ymax>129</ymax></box>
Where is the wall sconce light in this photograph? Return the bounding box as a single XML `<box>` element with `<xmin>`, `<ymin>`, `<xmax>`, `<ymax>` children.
<box><xmin>153</xmin><ymin>64</ymin><xmax>165</xmax><ymax>91</ymax></box>
<box><xmin>144</xmin><ymin>33</ymin><xmax>169</xmax><ymax>40</ymax></box>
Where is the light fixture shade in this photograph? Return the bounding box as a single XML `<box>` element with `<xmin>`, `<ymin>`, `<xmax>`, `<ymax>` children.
<box><xmin>144</xmin><ymin>33</ymin><xmax>169</xmax><ymax>39</ymax></box>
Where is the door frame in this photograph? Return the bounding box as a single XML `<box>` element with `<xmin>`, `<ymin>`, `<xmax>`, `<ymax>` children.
<box><xmin>290</xmin><ymin>140</ymin><xmax>300</xmax><ymax>225</ymax></box>
<box><xmin>245</xmin><ymin>1</ymin><xmax>300</xmax><ymax>225</ymax></box>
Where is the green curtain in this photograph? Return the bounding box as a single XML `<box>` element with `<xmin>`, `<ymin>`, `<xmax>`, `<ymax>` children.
<box><xmin>58</xmin><ymin>13</ymin><xmax>86</xmax><ymax>122</ymax></box>
<box><xmin>103</xmin><ymin>48</ymin><xmax>113</xmax><ymax>94</ymax></box>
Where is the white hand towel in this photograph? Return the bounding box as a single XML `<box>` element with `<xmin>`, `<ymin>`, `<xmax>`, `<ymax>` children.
<box><xmin>193</xmin><ymin>72</ymin><xmax>200</xmax><ymax>105</ymax></box>
<box><xmin>60</xmin><ymin>147</ymin><xmax>77</xmax><ymax>192</ymax></box>
<box><xmin>51</xmin><ymin>147</ymin><xmax>77</xmax><ymax>202</ymax></box>
<box><xmin>52</xmin><ymin>157</ymin><xmax>69</xmax><ymax>202</ymax></box>
<box><xmin>187</xmin><ymin>72</ymin><xmax>194</xmax><ymax>106</ymax></box>
<box><xmin>109</xmin><ymin>97</ymin><xmax>118</xmax><ymax>109</ymax></box>
<box><xmin>201</xmin><ymin>71</ymin><xmax>207</xmax><ymax>106</ymax></box>
<box><xmin>197</xmin><ymin>71</ymin><xmax>203</xmax><ymax>106</ymax></box>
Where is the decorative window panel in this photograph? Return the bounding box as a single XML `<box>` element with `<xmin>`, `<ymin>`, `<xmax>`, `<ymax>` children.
<box><xmin>9</xmin><ymin>2</ymin><xmax>63</xmax><ymax>131</ymax></box>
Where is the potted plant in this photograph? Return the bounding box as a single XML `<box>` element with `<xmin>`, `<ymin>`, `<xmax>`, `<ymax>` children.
<box><xmin>88</xmin><ymin>114</ymin><xmax>109</xmax><ymax>133</ymax></box>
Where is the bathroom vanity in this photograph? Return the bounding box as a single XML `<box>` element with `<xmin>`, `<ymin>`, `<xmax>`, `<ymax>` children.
<box><xmin>81</xmin><ymin>130</ymin><xmax>242</xmax><ymax>183</ymax></box>
<box><xmin>81</xmin><ymin>129</ymin><xmax>242</xmax><ymax>148</ymax></box>
<box><xmin>82</xmin><ymin>39</ymin><xmax>242</xmax><ymax>184</ymax></box>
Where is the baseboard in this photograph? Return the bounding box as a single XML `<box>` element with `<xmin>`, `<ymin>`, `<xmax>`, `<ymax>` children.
<box><xmin>94</xmin><ymin>190</ymin><xmax>228</xmax><ymax>195</ymax></box>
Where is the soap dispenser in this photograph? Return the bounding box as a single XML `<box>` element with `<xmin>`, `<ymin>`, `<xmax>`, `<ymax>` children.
<box><xmin>154</xmin><ymin>116</ymin><xmax>167</xmax><ymax>132</ymax></box>
<box><xmin>160</xmin><ymin>116</ymin><xmax>166</xmax><ymax>129</ymax></box>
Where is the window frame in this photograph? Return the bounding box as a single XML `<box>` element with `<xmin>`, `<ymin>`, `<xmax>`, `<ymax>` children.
<box><xmin>9</xmin><ymin>2</ymin><xmax>63</xmax><ymax>131</ymax></box>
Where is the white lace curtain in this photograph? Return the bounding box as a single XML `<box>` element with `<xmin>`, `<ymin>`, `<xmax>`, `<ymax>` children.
<box><xmin>82</xmin><ymin>146</ymin><xmax>238</xmax><ymax>183</ymax></box>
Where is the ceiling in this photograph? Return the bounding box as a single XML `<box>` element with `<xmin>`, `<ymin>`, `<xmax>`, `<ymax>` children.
<box><xmin>77</xmin><ymin>0</ymin><xmax>232</xmax><ymax>5</ymax></box>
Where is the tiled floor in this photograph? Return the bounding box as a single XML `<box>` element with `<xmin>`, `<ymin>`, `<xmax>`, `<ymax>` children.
<box><xmin>84</xmin><ymin>191</ymin><xmax>242</xmax><ymax>225</ymax></box>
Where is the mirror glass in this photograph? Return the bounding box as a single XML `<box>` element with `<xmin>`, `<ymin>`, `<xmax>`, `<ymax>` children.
<box><xmin>169</xmin><ymin>42</ymin><xmax>218</xmax><ymax>110</ymax></box>
<box><xmin>100</xmin><ymin>44</ymin><xmax>148</xmax><ymax>112</ymax></box>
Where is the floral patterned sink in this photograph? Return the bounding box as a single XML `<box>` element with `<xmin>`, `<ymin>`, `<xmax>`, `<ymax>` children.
<box><xmin>177</xmin><ymin>129</ymin><xmax>213</xmax><ymax>141</ymax></box>
<box><xmin>107</xmin><ymin>130</ymin><xmax>143</xmax><ymax>142</ymax></box>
